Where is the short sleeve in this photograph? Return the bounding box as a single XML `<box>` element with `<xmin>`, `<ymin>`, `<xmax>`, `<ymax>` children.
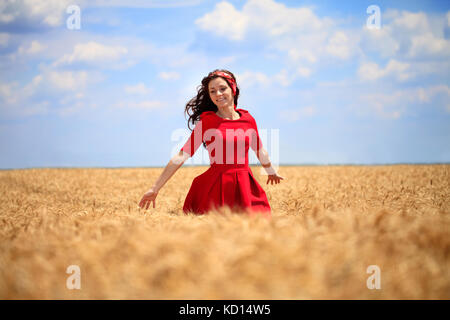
<box><xmin>249</xmin><ymin>115</ymin><xmax>263</xmax><ymax>152</ymax></box>
<box><xmin>180</xmin><ymin>118</ymin><xmax>205</xmax><ymax>157</ymax></box>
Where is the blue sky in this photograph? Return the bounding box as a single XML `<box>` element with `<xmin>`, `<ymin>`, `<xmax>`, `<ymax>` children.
<box><xmin>0</xmin><ymin>0</ymin><xmax>449</xmax><ymax>169</ymax></box>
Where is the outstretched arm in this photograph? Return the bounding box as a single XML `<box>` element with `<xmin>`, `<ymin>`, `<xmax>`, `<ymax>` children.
<box><xmin>138</xmin><ymin>150</ymin><xmax>190</xmax><ymax>210</ymax></box>
<box><xmin>255</xmin><ymin>147</ymin><xmax>284</xmax><ymax>185</ymax></box>
<box><xmin>249</xmin><ymin>116</ymin><xmax>283</xmax><ymax>185</ymax></box>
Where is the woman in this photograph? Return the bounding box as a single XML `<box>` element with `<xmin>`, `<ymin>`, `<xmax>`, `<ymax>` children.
<box><xmin>138</xmin><ymin>69</ymin><xmax>283</xmax><ymax>216</ymax></box>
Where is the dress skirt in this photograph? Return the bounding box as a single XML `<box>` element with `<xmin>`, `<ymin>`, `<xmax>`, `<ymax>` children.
<box><xmin>183</xmin><ymin>164</ymin><xmax>271</xmax><ymax>216</ymax></box>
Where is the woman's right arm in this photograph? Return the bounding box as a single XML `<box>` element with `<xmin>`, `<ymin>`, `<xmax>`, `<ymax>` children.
<box><xmin>139</xmin><ymin>117</ymin><xmax>205</xmax><ymax>210</ymax></box>
<box><xmin>138</xmin><ymin>150</ymin><xmax>190</xmax><ymax>210</ymax></box>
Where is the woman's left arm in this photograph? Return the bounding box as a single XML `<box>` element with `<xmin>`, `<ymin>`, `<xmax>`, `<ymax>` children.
<box><xmin>249</xmin><ymin>115</ymin><xmax>284</xmax><ymax>184</ymax></box>
<box><xmin>256</xmin><ymin>147</ymin><xmax>284</xmax><ymax>185</ymax></box>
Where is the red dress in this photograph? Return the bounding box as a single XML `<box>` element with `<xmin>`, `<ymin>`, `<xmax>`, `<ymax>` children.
<box><xmin>181</xmin><ymin>108</ymin><xmax>271</xmax><ymax>216</ymax></box>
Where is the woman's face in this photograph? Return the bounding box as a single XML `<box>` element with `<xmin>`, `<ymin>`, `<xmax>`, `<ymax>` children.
<box><xmin>208</xmin><ymin>77</ymin><xmax>234</xmax><ymax>109</ymax></box>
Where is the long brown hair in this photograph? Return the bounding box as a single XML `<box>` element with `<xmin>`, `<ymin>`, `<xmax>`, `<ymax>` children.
<box><xmin>184</xmin><ymin>69</ymin><xmax>240</xmax><ymax>131</ymax></box>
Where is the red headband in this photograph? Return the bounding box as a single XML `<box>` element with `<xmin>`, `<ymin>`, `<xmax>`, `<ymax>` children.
<box><xmin>211</xmin><ymin>71</ymin><xmax>237</xmax><ymax>97</ymax></box>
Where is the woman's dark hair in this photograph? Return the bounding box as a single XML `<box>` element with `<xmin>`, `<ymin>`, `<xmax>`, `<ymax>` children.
<box><xmin>184</xmin><ymin>69</ymin><xmax>240</xmax><ymax>131</ymax></box>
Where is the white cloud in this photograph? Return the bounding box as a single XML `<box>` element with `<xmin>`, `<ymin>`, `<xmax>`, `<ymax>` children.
<box><xmin>0</xmin><ymin>7</ymin><xmax>16</xmax><ymax>24</ymax></box>
<box><xmin>274</xmin><ymin>69</ymin><xmax>307</xmax><ymax>86</ymax></box>
<box><xmin>409</xmin><ymin>32</ymin><xmax>450</xmax><ymax>58</ymax></box>
<box><xmin>361</xmin><ymin>9</ymin><xmax>450</xmax><ymax>60</ymax></box>
<box><xmin>0</xmin><ymin>82</ymin><xmax>19</xmax><ymax>105</ymax></box>
<box><xmin>158</xmin><ymin>71</ymin><xmax>181</xmax><ymax>81</ymax></box>
<box><xmin>358</xmin><ymin>85</ymin><xmax>450</xmax><ymax>119</ymax></box>
<box><xmin>88</xmin><ymin>0</ymin><xmax>204</xmax><ymax>8</ymax></box>
<box><xmin>245</xmin><ymin>0</ymin><xmax>325</xmax><ymax>37</ymax></box>
<box><xmin>5</xmin><ymin>40</ymin><xmax>47</xmax><ymax>62</ymax></box>
<box><xmin>196</xmin><ymin>0</ymin><xmax>353</xmax><ymax>80</ymax></box>
<box><xmin>0</xmin><ymin>74</ymin><xmax>43</xmax><ymax>106</ymax></box>
<box><xmin>274</xmin><ymin>69</ymin><xmax>293</xmax><ymax>86</ymax></box>
<box><xmin>0</xmin><ymin>66</ymin><xmax>105</xmax><ymax>117</ymax></box>
<box><xmin>47</xmin><ymin>70</ymin><xmax>89</xmax><ymax>91</ymax></box>
<box><xmin>23</xmin><ymin>74</ymin><xmax>43</xmax><ymax>96</ymax></box>
<box><xmin>416</xmin><ymin>85</ymin><xmax>450</xmax><ymax>103</ymax></box>
<box><xmin>0</xmin><ymin>79</ymin><xmax>49</xmax><ymax>116</ymax></box>
<box><xmin>196</xmin><ymin>1</ymin><xmax>248</xmax><ymax>41</ymax></box>
<box><xmin>358</xmin><ymin>59</ymin><xmax>412</xmax><ymax>82</ymax></box>
<box><xmin>18</xmin><ymin>40</ymin><xmax>46</xmax><ymax>55</ymax></box>
<box><xmin>296</xmin><ymin>66</ymin><xmax>312</xmax><ymax>78</ymax></box>
<box><xmin>197</xmin><ymin>0</ymin><xmax>328</xmax><ymax>41</ymax></box>
<box><xmin>325</xmin><ymin>31</ymin><xmax>351</xmax><ymax>60</ymax></box>
<box><xmin>25</xmin><ymin>0</ymin><xmax>72</xmax><ymax>26</ymax></box>
<box><xmin>391</xmin><ymin>11</ymin><xmax>429</xmax><ymax>31</ymax></box>
<box><xmin>32</xmin><ymin>67</ymin><xmax>103</xmax><ymax>93</ymax></box>
<box><xmin>360</xmin><ymin>26</ymin><xmax>400</xmax><ymax>58</ymax></box>
<box><xmin>288</xmin><ymin>48</ymin><xmax>317</xmax><ymax>64</ymax></box>
<box><xmin>356</xmin><ymin>91</ymin><xmax>407</xmax><ymax>119</ymax></box>
<box><xmin>53</xmin><ymin>41</ymin><xmax>128</xmax><ymax>66</ymax></box>
<box><xmin>0</xmin><ymin>0</ymin><xmax>204</xmax><ymax>29</ymax></box>
<box><xmin>28</xmin><ymin>40</ymin><xmax>45</xmax><ymax>54</ymax></box>
<box><xmin>236</xmin><ymin>71</ymin><xmax>271</xmax><ymax>87</ymax></box>
<box><xmin>236</xmin><ymin>68</ymin><xmax>311</xmax><ymax>89</ymax></box>
<box><xmin>356</xmin><ymin>9</ymin><xmax>449</xmax><ymax>88</ymax></box>
<box><xmin>0</xmin><ymin>0</ymin><xmax>73</xmax><ymax>27</ymax></box>
<box><xmin>124</xmin><ymin>83</ymin><xmax>152</xmax><ymax>95</ymax></box>
<box><xmin>3</xmin><ymin>33</ymin><xmax>197</xmax><ymax>72</ymax></box>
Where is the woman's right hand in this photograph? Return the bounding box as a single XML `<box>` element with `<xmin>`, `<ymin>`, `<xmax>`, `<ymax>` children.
<box><xmin>138</xmin><ymin>188</ymin><xmax>158</xmax><ymax>210</ymax></box>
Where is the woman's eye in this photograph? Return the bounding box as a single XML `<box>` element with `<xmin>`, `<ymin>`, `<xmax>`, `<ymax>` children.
<box><xmin>210</xmin><ymin>88</ymin><xmax>226</xmax><ymax>94</ymax></box>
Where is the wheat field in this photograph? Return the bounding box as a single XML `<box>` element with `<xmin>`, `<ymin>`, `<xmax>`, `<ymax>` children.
<box><xmin>0</xmin><ymin>165</ymin><xmax>449</xmax><ymax>299</ymax></box>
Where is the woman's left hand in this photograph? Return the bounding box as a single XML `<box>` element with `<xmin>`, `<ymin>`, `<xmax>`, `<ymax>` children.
<box><xmin>267</xmin><ymin>173</ymin><xmax>284</xmax><ymax>185</ymax></box>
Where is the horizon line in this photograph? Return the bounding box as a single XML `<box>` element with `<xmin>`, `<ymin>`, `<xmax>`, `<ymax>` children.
<box><xmin>1</xmin><ymin>162</ymin><xmax>449</xmax><ymax>170</ymax></box>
